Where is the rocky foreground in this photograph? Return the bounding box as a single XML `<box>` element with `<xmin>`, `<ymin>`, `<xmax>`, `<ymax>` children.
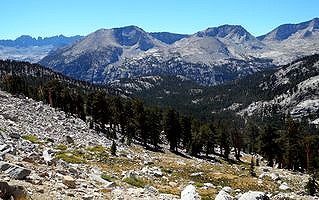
<box><xmin>0</xmin><ymin>89</ymin><xmax>317</xmax><ymax>200</ymax></box>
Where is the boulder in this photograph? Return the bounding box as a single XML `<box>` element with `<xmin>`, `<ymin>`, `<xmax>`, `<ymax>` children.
<box><xmin>0</xmin><ymin>161</ymin><xmax>31</xmax><ymax>180</ymax></box>
<box><xmin>190</xmin><ymin>172</ymin><xmax>204</xmax><ymax>177</ymax></box>
<box><xmin>65</xmin><ymin>136</ymin><xmax>74</xmax><ymax>144</ymax></box>
<box><xmin>122</xmin><ymin>170</ymin><xmax>138</xmax><ymax>180</ymax></box>
<box><xmin>203</xmin><ymin>183</ymin><xmax>214</xmax><ymax>188</ymax></box>
<box><xmin>9</xmin><ymin>132</ymin><xmax>21</xmax><ymax>139</ymax></box>
<box><xmin>222</xmin><ymin>187</ymin><xmax>233</xmax><ymax>193</ymax></box>
<box><xmin>215</xmin><ymin>190</ymin><xmax>234</xmax><ymax>200</ymax></box>
<box><xmin>181</xmin><ymin>184</ymin><xmax>200</xmax><ymax>200</ymax></box>
<box><xmin>0</xmin><ymin>181</ymin><xmax>29</xmax><ymax>200</ymax></box>
<box><xmin>62</xmin><ymin>175</ymin><xmax>76</xmax><ymax>189</ymax></box>
<box><xmin>141</xmin><ymin>166</ymin><xmax>163</xmax><ymax>177</ymax></box>
<box><xmin>42</xmin><ymin>149</ymin><xmax>54</xmax><ymax>165</ymax></box>
<box><xmin>279</xmin><ymin>182</ymin><xmax>290</xmax><ymax>190</ymax></box>
<box><xmin>258</xmin><ymin>172</ymin><xmax>280</xmax><ymax>181</ymax></box>
<box><xmin>238</xmin><ymin>191</ymin><xmax>269</xmax><ymax>200</ymax></box>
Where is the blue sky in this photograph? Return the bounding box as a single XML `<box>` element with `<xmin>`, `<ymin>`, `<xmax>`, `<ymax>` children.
<box><xmin>1</xmin><ymin>0</ymin><xmax>318</xmax><ymax>39</ymax></box>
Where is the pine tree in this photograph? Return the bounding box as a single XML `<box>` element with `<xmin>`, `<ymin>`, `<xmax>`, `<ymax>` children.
<box><xmin>259</xmin><ymin>124</ymin><xmax>280</xmax><ymax>167</ymax></box>
<box><xmin>145</xmin><ymin>109</ymin><xmax>162</xmax><ymax>150</ymax></box>
<box><xmin>180</xmin><ymin>116</ymin><xmax>192</xmax><ymax>150</ymax></box>
<box><xmin>164</xmin><ymin>108</ymin><xmax>181</xmax><ymax>152</ymax></box>
<box><xmin>188</xmin><ymin>119</ymin><xmax>201</xmax><ymax>156</ymax></box>
<box><xmin>282</xmin><ymin>117</ymin><xmax>301</xmax><ymax>170</ymax></box>
<box><xmin>200</xmin><ymin>124</ymin><xmax>213</xmax><ymax>157</ymax></box>
<box><xmin>132</xmin><ymin>100</ymin><xmax>148</xmax><ymax>146</ymax></box>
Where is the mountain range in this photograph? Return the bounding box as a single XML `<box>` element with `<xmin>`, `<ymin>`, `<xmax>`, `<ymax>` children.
<box><xmin>38</xmin><ymin>18</ymin><xmax>319</xmax><ymax>85</ymax></box>
<box><xmin>0</xmin><ymin>35</ymin><xmax>83</xmax><ymax>63</ymax></box>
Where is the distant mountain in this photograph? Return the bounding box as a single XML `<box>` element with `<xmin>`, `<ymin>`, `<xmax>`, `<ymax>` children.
<box><xmin>0</xmin><ymin>35</ymin><xmax>83</xmax><ymax>48</ymax></box>
<box><xmin>149</xmin><ymin>32</ymin><xmax>189</xmax><ymax>44</ymax></box>
<box><xmin>0</xmin><ymin>35</ymin><xmax>83</xmax><ymax>63</ymax></box>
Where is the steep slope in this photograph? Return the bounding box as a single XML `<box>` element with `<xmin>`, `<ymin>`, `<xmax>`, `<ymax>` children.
<box><xmin>240</xmin><ymin>54</ymin><xmax>319</xmax><ymax>122</ymax></box>
<box><xmin>257</xmin><ymin>18</ymin><xmax>319</xmax><ymax>64</ymax></box>
<box><xmin>0</xmin><ymin>35</ymin><xmax>83</xmax><ymax>62</ymax></box>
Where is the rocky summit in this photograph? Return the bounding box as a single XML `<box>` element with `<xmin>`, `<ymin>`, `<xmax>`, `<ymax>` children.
<box><xmin>0</xmin><ymin>88</ymin><xmax>316</xmax><ymax>199</ymax></box>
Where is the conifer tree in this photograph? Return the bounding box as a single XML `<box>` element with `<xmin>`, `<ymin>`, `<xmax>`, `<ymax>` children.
<box><xmin>164</xmin><ymin>108</ymin><xmax>181</xmax><ymax>152</ymax></box>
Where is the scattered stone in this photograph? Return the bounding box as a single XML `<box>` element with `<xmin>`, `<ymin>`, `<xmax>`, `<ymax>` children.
<box><xmin>62</xmin><ymin>175</ymin><xmax>76</xmax><ymax>189</ymax></box>
<box><xmin>0</xmin><ymin>161</ymin><xmax>31</xmax><ymax>180</ymax></box>
<box><xmin>181</xmin><ymin>184</ymin><xmax>200</xmax><ymax>200</ymax></box>
<box><xmin>238</xmin><ymin>191</ymin><xmax>269</xmax><ymax>200</ymax></box>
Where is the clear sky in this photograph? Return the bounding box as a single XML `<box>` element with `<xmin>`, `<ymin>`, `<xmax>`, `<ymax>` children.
<box><xmin>1</xmin><ymin>0</ymin><xmax>318</xmax><ymax>39</ymax></box>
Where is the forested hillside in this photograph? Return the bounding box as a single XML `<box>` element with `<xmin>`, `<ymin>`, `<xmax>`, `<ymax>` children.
<box><xmin>1</xmin><ymin>59</ymin><xmax>319</xmax><ymax>174</ymax></box>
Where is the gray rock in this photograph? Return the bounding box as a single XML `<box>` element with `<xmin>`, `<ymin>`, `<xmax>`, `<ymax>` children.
<box><xmin>238</xmin><ymin>191</ymin><xmax>269</xmax><ymax>200</ymax></box>
<box><xmin>181</xmin><ymin>184</ymin><xmax>200</xmax><ymax>200</ymax></box>
<box><xmin>0</xmin><ymin>161</ymin><xmax>31</xmax><ymax>180</ymax></box>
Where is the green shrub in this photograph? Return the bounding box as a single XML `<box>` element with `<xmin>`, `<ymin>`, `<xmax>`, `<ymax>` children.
<box><xmin>56</xmin><ymin>144</ymin><xmax>67</xmax><ymax>151</ymax></box>
<box><xmin>55</xmin><ymin>152</ymin><xmax>85</xmax><ymax>164</ymax></box>
<box><xmin>22</xmin><ymin>134</ymin><xmax>40</xmax><ymax>143</ymax></box>
<box><xmin>101</xmin><ymin>173</ymin><xmax>113</xmax><ymax>182</ymax></box>
<box><xmin>123</xmin><ymin>177</ymin><xmax>145</xmax><ymax>188</ymax></box>
<box><xmin>87</xmin><ymin>145</ymin><xmax>105</xmax><ymax>153</ymax></box>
